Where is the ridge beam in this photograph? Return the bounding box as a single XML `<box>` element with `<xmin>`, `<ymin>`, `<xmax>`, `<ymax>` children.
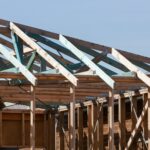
<box><xmin>59</xmin><ymin>35</ymin><xmax>115</xmax><ymax>89</ymax></box>
<box><xmin>112</xmin><ymin>48</ymin><xmax>150</xmax><ymax>87</ymax></box>
<box><xmin>10</xmin><ymin>22</ymin><xmax>78</xmax><ymax>86</ymax></box>
<box><xmin>0</xmin><ymin>44</ymin><xmax>37</xmax><ymax>85</ymax></box>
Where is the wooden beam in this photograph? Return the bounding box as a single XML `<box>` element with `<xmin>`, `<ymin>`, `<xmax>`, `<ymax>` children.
<box><xmin>118</xmin><ymin>97</ymin><xmax>126</xmax><ymax>150</ymax></box>
<box><xmin>22</xmin><ymin>113</ymin><xmax>25</xmax><ymax>146</ymax></box>
<box><xmin>30</xmin><ymin>85</ymin><xmax>35</xmax><ymax>150</ymax></box>
<box><xmin>98</xmin><ymin>103</ymin><xmax>103</xmax><ymax>150</ymax></box>
<box><xmin>48</xmin><ymin>113</ymin><xmax>56</xmax><ymax>150</ymax></box>
<box><xmin>143</xmin><ymin>93</ymin><xmax>148</xmax><ymax>143</ymax></box>
<box><xmin>1</xmin><ymin>19</ymin><xmax>149</xmax><ymax>63</ymax></box>
<box><xmin>112</xmin><ymin>48</ymin><xmax>150</xmax><ymax>87</ymax></box>
<box><xmin>11</xmin><ymin>31</ymin><xmax>24</xmax><ymax>63</ymax></box>
<box><xmin>148</xmin><ymin>88</ymin><xmax>150</xmax><ymax>149</ymax></box>
<box><xmin>108</xmin><ymin>90</ymin><xmax>114</xmax><ymax>150</ymax></box>
<box><xmin>69</xmin><ymin>85</ymin><xmax>76</xmax><ymax>150</ymax></box>
<box><xmin>59</xmin><ymin>112</ymin><xmax>65</xmax><ymax>150</ymax></box>
<box><xmin>10</xmin><ymin>22</ymin><xmax>78</xmax><ymax>86</ymax></box>
<box><xmin>77</xmin><ymin>107</ymin><xmax>83</xmax><ymax>150</ymax></box>
<box><xmin>59</xmin><ymin>35</ymin><xmax>115</xmax><ymax>89</ymax></box>
<box><xmin>0</xmin><ymin>44</ymin><xmax>37</xmax><ymax>85</ymax></box>
<box><xmin>87</xmin><ymin>105</ymin><xmax>92</xmax><ymax>149</ymax></box>
<box><xmin>125</xmin><ymin>100</ymin><xmax>148</xmax><ymax>150</ymax></box>
<box><xmin>76</xmin><ymin>51</ymin><xmax>108</xmax><ymax>73</ymax></box>
<box><xmin>130</xmin><ymin>96</ymin><xmax>137</xmax><ymax>149</ymax></box>
<box><xmin>0</xmin><ymin>111</ymin><xmax>2</xmax><ymax>147</ymax></box>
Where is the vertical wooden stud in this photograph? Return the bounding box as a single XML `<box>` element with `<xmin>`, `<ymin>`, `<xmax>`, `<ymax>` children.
<box><xmin>87</xmin><ymin>105</ymin><xmax>92</xmax><ymax>149</ymax></box>
<box><xmin>59</xmin><ymin>112</ymin><xmax>64</xmax><ymax>150</ymax></box>
<box><xmin>78</xmin><ymin>107</ymin><xmax>83</xmax><ymax>150</ymax></box>
<box><xmin>118</xmin><ymin>97</ymin><xmax>126</xmax><ymax>150</ymax></box>
<box><xmin>0</xmin><ymin>111</ymin><xmax>2</xmax><ymax>147</ymax></box>
<box><xmin>148</xmin><ymin>88</ymin><xmax>150</xmax><ymax>149</ymax></box>
<box><xmin>69</xmin><ymin>85</ymin><xmax>75</xmax><ymax>150</ymax></box>
<box><xmin>22</xmin><ymin>113</ymin><xmax>25</xmax><ymax>146</ymax></box>
<box><xmin>30</xmin><ymin>85</ymin><xmax>35</xmax><ymax>150</ymax></box>
<box><xmin>108</xmin><ymin>90</ymin><xmax>114</xmax><ymax>150</ymax></box>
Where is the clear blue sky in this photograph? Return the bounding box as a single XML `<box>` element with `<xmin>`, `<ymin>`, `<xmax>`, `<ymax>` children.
<box><xmin>0</xmin><ymin>0</ymin><xmax>150</xmax><ymax>56</ymax></box>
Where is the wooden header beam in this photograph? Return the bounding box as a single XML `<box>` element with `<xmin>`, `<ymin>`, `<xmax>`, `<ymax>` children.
<box><xmin>59</xmin><ymin>35</ymin><xmax>115</xmax><ymax>89</ymax></box>
<box><xmin>10</xmin><ymin>22</ymin><xmax>78</xmax><ymax>86</ymax></box>
<box><xmin>0</xmin><ymin>44</ymin><xmax>37</xmax><ymax>85</ymax></box>
<box><xmin>112</xmin><ymin>48</ymin><xmax>150</xmax><ymax>87</ymax></box>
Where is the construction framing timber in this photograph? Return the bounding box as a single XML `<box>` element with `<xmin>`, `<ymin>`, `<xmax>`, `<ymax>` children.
<box><xmin>0</xmin><ymin>18</ymin><xmax>149</xmax><ymax>150</ymax></box>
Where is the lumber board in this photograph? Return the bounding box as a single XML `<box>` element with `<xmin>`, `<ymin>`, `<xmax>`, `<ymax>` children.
<box><xmin>59</xmin><ymin>35</ymin><xmax>115</xmax><ymax>89</ymax></box>
<box><xmin>30</xmin><ymin>86</ymin><xmax>35</xmax><ymax>150</ymax></box>
<box><xmin>10</xmin><ymin>22</ymin><xmax>78</xmax><ymax>86</ymax></box>
<box><xmin>0</xmin><ymin>44</ymin><xmax>37</xmax><ymax>85</ymax></box>
<box><xmin>125</xmin><ymin>100</ymin><xmax>148</xmax><ymax>149</ymax></box>
<box><xmin>112</xmin><ymin>48</ymin><xmax>150</xmax><ymax>87</ymax></box>
<box><xmin>0</xmin><ymin>19</ymin><xmax>149</xmax><ymax>63</ymax></box>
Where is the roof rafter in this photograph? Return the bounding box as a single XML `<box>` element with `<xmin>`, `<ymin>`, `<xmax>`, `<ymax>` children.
<box><xmin>111</xmin><ymin>48</ymin><xmax>150</xmax><ymax>87</ymax></box>
<box><xmin>0</xmin><ymin>44</ymin><xmax>37</xmax><ymax>85</ymax></box>
<box><xmin>59</xmin><ymin>34</ymin><xmax>115</xmax><ymax>89</ymax></box>
<box><xmin>10</xmin><ymin>22</ymin><xmax>78</xmax><ymax>86</ymax></box>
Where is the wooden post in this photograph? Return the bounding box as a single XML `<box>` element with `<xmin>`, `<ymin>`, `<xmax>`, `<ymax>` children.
<box><xmin>22</xmin><ymin>113</ymin><xmax>25</xmax><ymax>146</ymax></box>
<box><xmin>59</xmin><ymin>112</ymin><xmax>65</xmax><ymax>150</ymax></box>
<box><xmin>30</xmin><ymin>85</ymin><xmax>35</xmax><ymax>150</ymax></box>
<box><xmin>108</xmin><ymin>90</ymin><xmax>114</xmax><ymax>150</ymax></box>
<box><xmin>88</xmin><ymin>105</ymin><xmax>92</xmax><ymax>149</ymax></box>
<box><xmin>143</xmin><ymin>93</ymin><xmax>148</xmax><ymax>144</ymax></box>
<box><xmin>99</xmin><ymin>103</ymin><xmax>103</xmax><ymax>150</ymax></box>
<box><xmin>44</xmin><ymin>113</ymin><xmax>48</xmax><ymax>149</ymax></box>
<box><xmin>131</xmin><ymin>96</ymin><xmax>137</xmax><ymax>148</ymax></box>
<box><xmin>118</xmin><ymin>97</ymin><xmax>126</xmax><ymax>150</ymax></box>
<box><xmin>125</xmin><ymin>100</ymin><xmax>148</xmax><ymax>149</ymax></box>
<box><xmin>77</xmin><ymin>107</ymin><xmax>83</xmax><ymax>150</ymax></box>
<box><xmin>148</xmin><ymin>88</ymin><xmax>150</xmax><ymax>149</ymax></box>
<box><xmin>92</xmin><ymin>104</ymin><xmax>98</xmax><ymax>150</ymax></box>
<box><xmin>69</xmin><ymin>85</ymin><xmax>75</xmax><ymax>150</ymax></box>
<box><xmin>48</xmin><ymin>113</ymin><xmax>56</xmax><ymax>150</ymax></box>
<box><xmin>0</xmin><ymin>111</ymin><xmax>2</xmax><ymax>147</ymax></box>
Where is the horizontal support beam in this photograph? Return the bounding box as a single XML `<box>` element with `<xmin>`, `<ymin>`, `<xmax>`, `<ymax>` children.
<box><xmin>0</xmin><ymin>44</ymin><xmax>37</xmax><ymax>85</ymax></box>
<box><xmin>10</xmin><ymin>22</ymin><xmax>78</xmax><ymax>86</ymax></box>
<box><xmin>59</xmin><ymin>35</ymin><xmax>115</xmax><ymax>89</ymax></box>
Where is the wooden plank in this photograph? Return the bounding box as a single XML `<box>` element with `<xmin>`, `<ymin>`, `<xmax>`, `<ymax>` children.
<box><xmin>22</xmin><ymin>113</ymin><xmax>25</xmax><ymax>146</ymax></box>
<box><xmin>1</xmin><ymin>19</ymin><xmax>149</xmax><ymax>63</ymax></box>
<box><xmin>130</xmin><ymin>96</ymin><xmax>137</xmax><ymax>149</ymax></box>
<box><xmin>10</xmin><ymin>22</ymin><xmax>78</xmax><ymax>86</ymax></box>
<box><xmin>87</xmin><ymin>105</ymin><xmax>92</xmax><ymax>149</ymax></box>
<box><xmin>148</xmin><ymin>88</ymin><xmax>150</xmax><ymax>150</ymax></box>
<box><xmin>0</xmin><ymin>111</ymin><xmax>2</xmax><ymax>146</ymax></box>
<box><xmin>92</xmin><ymin>104</ymin><xmax>98</xmax><ymax>150</ymax></box>
<box><xmin>118</xmin><ymin>97</ymin><xmax>126</xmax><ymax>150</ymax></box>
<box><xmin>125</xmin><ymin>100</ymin><xmax>148</xmax><ymax>150</ymax></box>
<box><xmin>59</xmin><ymin>35</ymin><xmax>115</xmax><ymax>89</ymax></box>
<box><xmin>112</xmin><ymin>48</ymin><xmax>150</xmax><ymax>87</ymax></box>
<box><xmin>143</xmin><ymin>94</ymin><xmax>148</xmax><ymax>142</ymax></box>
<box><xmin>76</xmin><ymin>50</ymin><xmax>108</xmax><ymax>73</ymax></box>
<box><xmin>108</xmin><ymin>90</ymin><xmax>114</xmax><ymax>150</ymax></box>
<box><xmin>30</xmin><ymin>85</ymin><xmax>35</xmax><ymax>150</ymax></box>
<box><xmin>11</xmin><ymin>31</ymin><xmax>24</xmax><ymax>63</ymax></box>
<box><xmin>0</xmin><ymin>44</ymin><xmax>37</xmax><ymax>85</ymax></box>
<box><xmin>59</xmin><ymin>112</ymin><xmax>64</xmax><ymax>150</ymax></box>
<box><xmin>69</xmin><ymin>85</ymin><xmax>76</xmax><ymax>150</ymax></box>
<box><xmin>99</xmin><ymin>103</ymin><xmax>103</xmax><ymax>150</ymax></box>
<box><xmin>77</xmin><ymin>107</ymin><xmax>83</xmax><ymax>150</ymax></box>
<box><xmin>48</xmin><ymin>113</ymin><xmax>55</xmax><ymax>150</ymax></box>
